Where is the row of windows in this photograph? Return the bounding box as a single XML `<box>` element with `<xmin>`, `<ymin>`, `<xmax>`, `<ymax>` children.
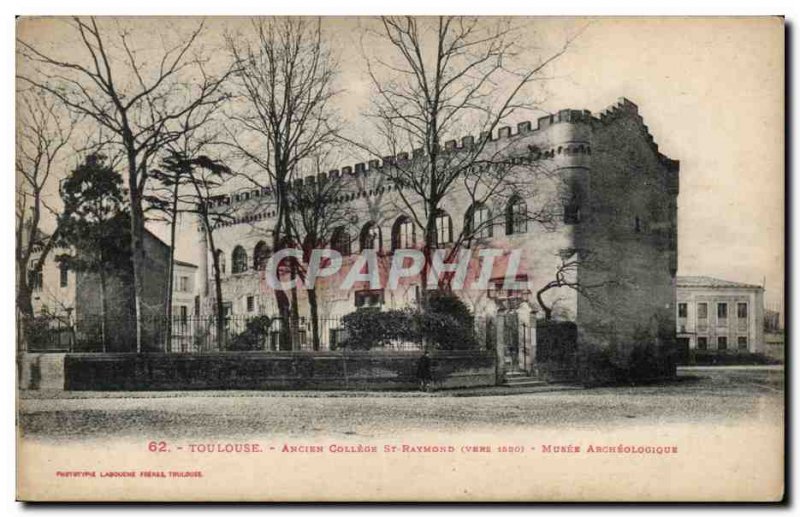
<box><xmin>28</xmin><ymin>263</ymin><xmax>70</xmax><ymax>290</ymax></box>
<box><xmin>696</xmin><ymin>336</ymin><xmax>749</xmax><ymax>351</ymax></box>
<box><xmin>219</xmin><ymin>197</ymin><xmax>545</xmax><ymax>275</ymax></box>
<box><xmin>678</xmin><ymin>302</ymin><xmax>748</xmax><ymax>320</ymax></box>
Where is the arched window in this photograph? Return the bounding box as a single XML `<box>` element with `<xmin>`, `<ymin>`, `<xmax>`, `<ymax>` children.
<box><xmin>466</xmin><ymin>202</ymin><xmax>492</xmax><ymax>239</ymax></box>
<box><xmin>232</xmin><ymin>245</ymin><xmax>248</xmax><ymax>274</ymax></box>
<box><xmin>505</xmin><ymin>196</ymin><xmax>527</xmax><ymax>235</ymax></box>
<box><xmin>392</xmin><ymin>215</ymin><xmax>416</xmax><ymax>250</ymax></box>
<box><xmin>216</xmin><ymin>249</ymin><xmax>226</xmax><ymax>275</ymax></box>
<box><xmin>434</xmin><ymin>210</ymin><xmax>453</xmax><ymax>247</ymax></box>
<box><xmin>331</xmin><ymin>226</ymin><xmax>352</xmax><ymax>255</ymax></box>
<box><xmin>253</xmin><ymin>241</ymin><xmax>270</xmax><ymax>270</ymax></box>
<box><xmin>360</xmin><ymin>222</ymin><xmax>382</xmax><ymax>252</ymax></box>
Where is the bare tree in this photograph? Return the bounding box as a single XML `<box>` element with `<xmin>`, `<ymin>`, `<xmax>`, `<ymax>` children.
<box><xmin>535</xmin><ymin>248</ymin><xmax>615</xmax><ymax>321</ymax></box>
<box><xmin>224</xmin><ymin>17</ymin><xmax>340</xmax><ymax>327</ymax></box>
<box><xmin>148</xmin><ymin>107</ymin><xmax>227</xmax><ymax>350</ymax></box>
<box><xmin>286</xmin><ymin>155</ymin><xmax>357</xmax><ymax>350</ymax></box>
<box><xmin>154</xmin><ymin>153</ymin><xmax>234</xmax><ymax>350</ymax></box>
<box><xmin>15</xmin><ymin>89</ymin><xmax>75</xmax><ymax>322</ymax></box>
<box><xmin>18</xmin><ymin>17</ymin><xmax>232</xmax><ymax>352</ymax></box>
<box><xmin>355</xmin><ymin>17</ymin><xmax>577</xmax><ymax>291</ymax></box>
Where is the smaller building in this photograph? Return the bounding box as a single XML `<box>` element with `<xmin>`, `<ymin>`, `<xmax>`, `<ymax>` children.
<box><xmin>24</xmin><ymin>229</ymin><xmax>173</xmax><ymax>352</ymax></box>
<box><xmin>172</xmin><ymin>260</ymin><xmax>199</xmax><ymax>319</ymax></box>
<box><xmin>676</xmin><ymin>276</ymin><xmax>764</xmax><ymax>356</ymax></box>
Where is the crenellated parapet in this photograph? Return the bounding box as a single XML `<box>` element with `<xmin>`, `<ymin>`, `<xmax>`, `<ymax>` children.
<box><xmin>205</xmin><ymin>96</ymin><xmax>677</xmax><ymax>224</ymax></box>
<box><xmin>597</xmin><ymin>97</ymin><xmax>679</xmax><ymax>175</ymax></box>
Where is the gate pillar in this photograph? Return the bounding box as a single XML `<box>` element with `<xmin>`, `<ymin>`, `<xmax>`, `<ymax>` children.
<box><xmin>494</xmin><ymin>314</ymin><xmax>506</xmax><ymax>385</ymax></box>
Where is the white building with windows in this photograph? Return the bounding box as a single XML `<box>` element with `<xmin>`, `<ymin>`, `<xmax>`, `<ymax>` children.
<box><xmin>676</xmin><ymin>276</ymin><xmax>764</xmax><ymax>354</ymax></box>
<box><xmin>172</xmin><ymin>260</ymin><xmax>199</xmax><ymax>320</ymax></box>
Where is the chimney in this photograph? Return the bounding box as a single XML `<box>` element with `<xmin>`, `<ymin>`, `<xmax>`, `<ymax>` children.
<box><xmin>498</xmin><ymin>126</ymin><xmax>511</xmax><ymax>139</ymax></box>
<box><xmin>354</xmin><ymin>162</ymin><xmax>366</xmax><ymax>174</ymax></box>
<box><xmin>445</xmin><ymin>139</ymin><xmax>457</xmax><ymax>151</ymax></box>
<box><xmin>517</xmin><ymin>121</ymin><xmax>532</xmax><ymax>134</ymax></box>
<box><xmin>461</xmin><ymin>135</ymin><xmax>474</xmax><ymax>148</ymax></box>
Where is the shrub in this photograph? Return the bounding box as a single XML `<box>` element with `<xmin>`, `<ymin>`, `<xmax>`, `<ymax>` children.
<box><xmin>689</xmin><ymin>351</ymin><xmax>781</xmax><ymax>366</ymax></box>
<box><xmin>339</xmin><ymin>308</ymin><xmax>414</xmax><ymax>350</ymax></box>
<box><xmin>339</xmin><ymin>291</ymin><xmax>480</xmax><ymax>350</ymax></box>
<box><xmin>228</xmin><ymin>316</ymin><xmax>273</xmax><ymax>351</ymax></box>
<box><xmin>417</xmin><ymin>291</ymin><xmax>478</xmax><ymax>350</ymax></box>
<box><xmin>577</xmin><ymin>331</ymin><xmax>676</xmax><ymax>386</ymax></box>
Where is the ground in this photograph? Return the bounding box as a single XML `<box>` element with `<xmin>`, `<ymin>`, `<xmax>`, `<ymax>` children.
<box><xmin>18</xmin><ymin>366</ymin><xmax>783</xmax><ymax>442</ymax></box>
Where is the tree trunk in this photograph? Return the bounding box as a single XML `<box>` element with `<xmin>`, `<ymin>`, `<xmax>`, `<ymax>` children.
<box><xmin>308</xmin><ymin>287</ymin><xmax>320</xmax><ymax>351</ymax></box>
<box><xmin>99</xmin><ymin>269</ymin><xmax>108</xmax><ymax>353</ymax></box>
<box><xmin>204</xmin><ymin>223</ymin><xmax>226</xmax><ymax>351</ymax></box>
<box><xmin>164</xmin><ymin>181</ymin><xmax>180</xmax><ymax>352</ymax></box>
<box><xmin>420</xmin><ymin>203</ymin><xmax>438</xmax><ymax>299</ymax></box>
<box><xmin>272</xmin><ymin>189</ymin><xmax>293</xmax><ymax>350</ymax></box>
<box><xmin>127</xmin><ymin>149</ymin><xmax>145</xmax><ymax>354</ymax></box>
<box><xmin>16</xmin><ymin>272</ymin><xmax>33</xmax><ymax>352</ymax></box>
<box><xmin>289</xmin><ymin>262</ymin><xmax>301</xmax><ymax>350</ymax></box>
<box><xmin>536</xmin><ymin>288</ymin><xmax>553</xmax><ymax>321</ymax></box>
<box><xmin>17</xmin><ymin>276</ymin><xmax>34</xmax><ymax>318</ymax></box>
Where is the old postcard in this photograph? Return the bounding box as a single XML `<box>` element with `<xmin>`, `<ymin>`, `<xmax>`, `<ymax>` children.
<box><xmin>15</xmin><ymin>16</ymin><xmax>784</xmax><ymax>502</ymax></box>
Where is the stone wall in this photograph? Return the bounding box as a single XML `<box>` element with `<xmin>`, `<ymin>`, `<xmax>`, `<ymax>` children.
<box><xmin>576</xmin><ymin>99</ymin><xmax>679</xmax><ymax>350</ymax></box>
<box><xmin>63</xmin><ymin>350</ymin><xmax>496</xmax><ymax>391</ymax></box>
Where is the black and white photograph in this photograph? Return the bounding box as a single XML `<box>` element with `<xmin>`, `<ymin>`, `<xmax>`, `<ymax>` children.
<box><xmin>13</xmin><ymin>13</ymin><xmax>785</xmax><ymax>502</ymax></box>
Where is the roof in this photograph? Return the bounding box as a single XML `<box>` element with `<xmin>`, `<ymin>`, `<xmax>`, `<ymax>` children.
<box><xmin>676</xmin><ymin>276</ymin><xmax>762</xmax><ymax>289</ymax></box>
<box><xmin>174</xmin><ymin>260</ymin><xmax>198</xmax><ymax>269</ymax></box>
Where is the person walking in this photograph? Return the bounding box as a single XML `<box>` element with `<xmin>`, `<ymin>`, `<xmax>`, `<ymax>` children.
<box><xmin>416</xmin><ymin>349</ymin><xmax>433</xmax><ymax>392</ymax></box>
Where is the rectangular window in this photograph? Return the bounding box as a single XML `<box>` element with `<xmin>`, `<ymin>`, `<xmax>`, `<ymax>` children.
<box><xmin>194</xmin><ymin>296</ymin><xmax>200</xmax><ymax>315</ymax></box>
<box><xmin>355</xmin><ymin>289</ymin><xmax>384</xmax><ymax>308</ymax></box>
<box><xmin>59</xmin><ymin>264</ymin><xmax>68</xmax><ymax>288</ymax></box>
<box><xmin>717</xmin><ymin>303</ymin><xmax>728</xmax><ymax>319</ymax></box>
<box><xmin>563</xmin><ymin>200</ymin><xmax>580</xmax><ymax>224</ymax></box>
<box><xmin>697</xmin><ymin>303</ymin><xmax>708</xmax><ymax>319</ymax></box>
<box><xmin>29</xmin><ymin>268</ymin><xmax>43</xmax><ymax>291</ymax></box>
<box><xmin>435</xmin><ymin>213</ymin><xmax>453</xmax><ymax>246</ymax></box>
<box><xmin>737</xmin><ymin>303</ymin><xmax>748</xmax><ymax>319</ymax></box>
<box><xmin>179</xmin><ymin>305</ymin><xmax>188</xmax><ymax>324</ymax></box>
<box><xmin>178</xmin><ymin>276</ymin><xmax>189</xmax><ymax>292</ymax></box>
<box><xmin>472</xmin><ymin>205</ymin><xmax>492</xmax><ymax>238</ymax></box>
<box><xmin>330</xmin><ymin>328</ymin><xmax>344</xmax><ymax>349</ymax></box>
<box><xmin>697</xmin><ymin>337</ymin><xmax>707</xmax><ymax>350</ymax></box>
<box><xmin>737</xmin><ymin>336</ymin><xmax>748</xmax><ymax>350</ymax></box>
<box><xmin>717</xmin><ymin>336</ymin><xmax>727</xmax><ymax>350</ymax></box>
<box><xmin>677</xmin><ymin>303</ymin><xmax>687</xmax><ymax>318</ymax></box>
<box><xmin>246</xmin><ymin>295</ymin><xmax>255</xmax><ymax>312</ymax></box>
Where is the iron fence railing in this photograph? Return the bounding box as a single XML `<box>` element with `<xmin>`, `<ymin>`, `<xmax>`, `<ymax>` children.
<box><xmin>20</xmin><ymin>314</ymin><xmax>497</xmax><ymax>354</ymax></box>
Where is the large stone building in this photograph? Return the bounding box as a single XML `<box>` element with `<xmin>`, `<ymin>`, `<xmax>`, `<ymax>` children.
<box><xmin>194</xmin><ymin>98</ymin><xmax>680</xmax><ymax>369</ymax></box>
<box><xmin>675</xmin><ymin>276</ymin><xmax>765</xmax><ymax>356</ymax></box>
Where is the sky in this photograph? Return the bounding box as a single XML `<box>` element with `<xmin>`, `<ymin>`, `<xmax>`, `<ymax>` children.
<box><xmin>17</xmin><ymin>16</ymin><xmax>785</xmax><ymax>307</ymax></box>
